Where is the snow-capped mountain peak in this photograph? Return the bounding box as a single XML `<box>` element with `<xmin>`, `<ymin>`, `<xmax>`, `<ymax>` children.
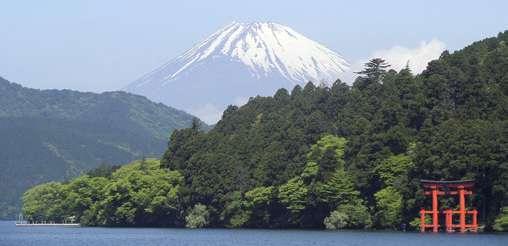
<box><xmin>125</xmin><ymin>22</ymin><xmax>349</xmax><ymax>123</ymax></box>
<box><xmin>133</xmin><ymin>22</ymin><xmax>349</xmax><ymax>87</ymax></box>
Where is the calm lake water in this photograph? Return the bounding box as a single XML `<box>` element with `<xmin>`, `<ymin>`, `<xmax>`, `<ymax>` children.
<box><xmin>1</xmin><ymin>221</ymin><xmax>507</xmax><ymax>246</ymax></box>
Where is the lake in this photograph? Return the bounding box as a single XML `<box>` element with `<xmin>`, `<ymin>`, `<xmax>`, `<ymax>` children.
<box><xmin>0</xmin><ymin>221</ymin><xmax>507</xmax><ymax>246</ymax></box>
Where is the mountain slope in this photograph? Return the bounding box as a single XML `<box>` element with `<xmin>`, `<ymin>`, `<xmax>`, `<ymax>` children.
<box><xmin>124</xmin><ymin>22</ymin><xmax>349</xmax><ymax>123</ymax></box>
<box><xmin>0</xmin><ymin>77</ymin><xmax>202</xmax><ymax>219</ymax></box>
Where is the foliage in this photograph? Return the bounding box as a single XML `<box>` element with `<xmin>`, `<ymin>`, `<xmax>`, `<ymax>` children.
<box><xmin>278</xmin><ymin>178</ymin><xmax>308</xmax><ymax>214</ymax></box>
<box><xmin>493</xmin><ymin>207</ymin><xmax>508</xmax><ymax>232</ymax></box>
<box><xmin>409</xmin><ymin>216</ymin><xmax>430</xmax><ymax>230</ymax></box>
<box><xmin>185</xmin><ymin>204</ymin><xmax>210</xmax><ymax>228</ymax></box>
<box><xmin>323</xmin><ymin>210</ymin><xmax>348</xmax><ymax>229</ymax></box>
<box><xmin>22</xmin><ymin>182</ymin><xmax>67</xmax><ymax>222</ymax></box>
<box><xmin>324</xmin><ymin>203</ymin><xmax>372</xmax><ymax>229</ymax></box>
<box><xmin>22</xmin><ymin>160</ymin><xmax>184</xmax><ymax>226</ymax></box>
<box><xmin>315</xmin><ymin>169</ymin><xmax>359</xmax><ymax>208</ymax></box>
<box><xmin>86</xmin><ymin>164</ymin><xmax>121</xmax><ymax>178</ymax></box>
<box><xmin>355</xmin><ymin>58</ymin><xmax>391</xmax><ymax>83</ymax></box>
<box><xmin>245</xmin><ymin>186</ymin><xmax>274</xmax><ymax>206</ymax></box>
<box><xmin>375</xmin><ymin>153</ymin><xmax>413</xmax><ymax>187</ymax></box>
<box><xmin>374</xmin><ymin>187</ymin><xmax>403</xmax><ymax>228</ymax></box>
<box><xmin>307</xmin><ymin>135</ymin><xmax>348</xmax><ymax>163</ymax></box>
<box><xmin>222</xmin><ymin>192</ymin><xmax>250</xmax><ymax>228</ymax></box>
<box><xmin>100</xmin><ymin>160</ymin><xmax>184</xmax><ymax>226</ymax></box>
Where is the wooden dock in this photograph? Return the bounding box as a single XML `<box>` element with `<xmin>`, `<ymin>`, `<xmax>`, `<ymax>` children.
<box><xmin>15</xmin><ymin>214</ymin><xmax>80</xmax><ymax>227</ymax></box>
<box><xmin>15</xmin><ymin>222</ymin><xmax>80</xmax><ymax>227</ymax></box>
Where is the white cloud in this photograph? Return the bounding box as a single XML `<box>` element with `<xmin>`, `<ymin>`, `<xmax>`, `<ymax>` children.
<box><xmin>190</xmin><ymin>103</ymin><xmax>223</xmax><ymax>125</ymax></box>
<box><xmin>190</xmin><ymin>97</ymin><xmax>250</xmax><ymax>125</ymax></box>
<box><xmin>371</xmin><ymin>39</ymin><xmax>446</xmax><ymax>74</ymax></box>
<box><xmin>187</xmin><ymin>96</ymin><xmax>253</xmax><ymax>125</ymax></box>
<box><xmin>233</xmin><ymin>96</ymin><xmax>249</xmax><ymax>107</ymax></box>
<box><xmin>341</xmin><ymin>39</ymin><xmax>446</xmax><ymax>84</ymax></box>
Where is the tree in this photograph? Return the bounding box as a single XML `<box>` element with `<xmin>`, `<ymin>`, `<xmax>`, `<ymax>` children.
<box><xmin>62</xmin><ymin>175</ymin><xmax>108</xmax><ymax>223</ymax></box>
<box><xmin>374</xmin><ymin>186</ymin><xmax>403</xmax><ymax>228</ymax></box>
<box><xmin>185</xmin><ymin>203</ymin><xmax>209</xmax><ymax>228</ymax></box>
<box><xmin>315</xmin><ymin>169</ymin><xmax>360</xmax><ymax>209</ymax></box>
<box><xmin>323</xmin><ymin>209</ymin><xmax>348</xmax><ymax>229</ymax></box>
<box><xmin>22</xmin><ymin>182</ymin><xmax>67</xmax><ymax>222</ymax></box>
<box><xmin>274</xmin><ymin>88</ymin><xmax>290</xmax><ymax>101</ymax></box>
<box><xmin>324</xmin><ymin>203</ymin><xmax>371</xmax><ymax>229</ymax></box>
<box><xmin>245</xmin><ymin>186</ymin><xmax>274</xmax><ymax>206</ymax></box>
<box><xmin>356</xmin><ymin>58</ymin><xmax>391</xmax><ymax>82</ymax></box>
<box><xmin>278</xmin><ymin>178</ymin><xmax>308</xmax><ymax>216</ymax></box>
<box><xmin>243</xmin><ymin>186</ymin><xmax>275</xmax><ymax>227</ymax></box>
<box><xmin>221</xmin><ymin>192</ymin><xmax>250</xmax><ymax>228</ymax></box>
<box><xmin>493</xmin><ymin>207</ymin><xmax>508</xmax><ymax>232</ymax></box>
<box><xmin>307</xmin><ymin>135</ymin><xmax>348</xmax><ymax>181</ymax></box>
<box><xmin>191</xmin><ymin>117</ymin><xmax>202</xmax><ymax>131</ymax></box>
<box><xmin>308</xmin><ymin>135</ymin><xmax>347</xmax><ymax>160</ymax></box>
<box><xmin>375</xmin><ymin>153</ymin><xmax>413</xmax><ymax>187</ymax></box>
<box><xmin>317</xmin><ymin>149</ymin><xmax>339</xmax><ymax>180</ymax></box>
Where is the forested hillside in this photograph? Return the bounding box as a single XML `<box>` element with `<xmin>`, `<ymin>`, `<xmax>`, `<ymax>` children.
<box><xmin>0</xmin><ymin>78</ymin><xmax>203</xmax><ymax>219</ymax></box>
<box><xmin>22</xmin><ymin>31</ymin><xmax>508</xmax><ymax>231</ymax></box>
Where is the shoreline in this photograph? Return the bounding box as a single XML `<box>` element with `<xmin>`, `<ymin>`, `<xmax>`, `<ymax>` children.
<box><xmin>3</xmin><ymin>221</ymin><xmax>502</xmax><ymax>234</ymax></box>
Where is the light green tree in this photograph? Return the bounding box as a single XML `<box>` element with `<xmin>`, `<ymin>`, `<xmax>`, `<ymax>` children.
<box><xmin>374</xmin><ymin>186</ymin><xmax>402</xmax><ymax>228</ymax></box>
<box><xmin>493</xmin><ymin>207</ymin><xmax>508</xmax><ymax>232</ymax></box>
<box><xmin>278</xmin><ymin>178</ymin><xmax>308</xmax><ymax>214</ymax></box>
<box><xmin>324</xmin><ymin>203</ymin><xmax>372</xmax><ymax>229</ymax></box>
<box><xmin>374</xmin><ymin>153</ymin><xmax>413</xmax><ymax>187</ymax></box>
<box><xmin>22</xmin><ymin>182</ymin><xmax>67</xmax><ymax>222</ymax></box>
<box><xmin>315</xmin><ymin>169</ymin><xmax>360</xmax><ymax>208</ymax></box>
<box><xmin>185</xmin><ymin>203</ymin><xmax>210</xmax><ymax>228</ymax></box>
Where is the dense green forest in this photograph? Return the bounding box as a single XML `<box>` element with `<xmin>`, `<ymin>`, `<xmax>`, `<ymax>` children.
<box><xmin>0</xmin><ymin>78</ymin><xmax>204</xmax><ymax>219</ymax></box>
<box><xmin>22</xmin><ymin>31</ymin><xmax>508</xmax><ymax>231</ymax></box>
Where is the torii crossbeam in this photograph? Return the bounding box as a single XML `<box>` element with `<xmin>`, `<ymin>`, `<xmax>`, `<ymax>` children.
<box><xmin>419</xmin><ymin>179</ymin><xmax>478</xmax><ymax>233</ymax></box>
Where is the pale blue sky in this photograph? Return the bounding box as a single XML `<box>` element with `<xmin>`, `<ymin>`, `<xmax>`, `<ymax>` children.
<box><xmin>1</xmin><ymin>0</ymin><xmax>507</xmax><ymax>92</ymax></box>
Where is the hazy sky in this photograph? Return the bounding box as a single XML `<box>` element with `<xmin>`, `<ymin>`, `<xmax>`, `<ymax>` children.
<box><xmin>1</xmin><ymin>0</ymin><xmax>507</xmax><ymax>92</ymax></box>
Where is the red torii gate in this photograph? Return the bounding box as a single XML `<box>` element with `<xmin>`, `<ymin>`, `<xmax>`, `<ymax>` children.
<box><xmin>419</xmin><ymin>180</ymin><xmax>478</xmax><ymax>233</ymax></box>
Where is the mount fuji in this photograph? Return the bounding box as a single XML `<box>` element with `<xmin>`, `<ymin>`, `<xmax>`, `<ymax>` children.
<box><xmin>124</xmin><ymin>22</ymin><xmax>350</xmax><ymax>123</ymax></box>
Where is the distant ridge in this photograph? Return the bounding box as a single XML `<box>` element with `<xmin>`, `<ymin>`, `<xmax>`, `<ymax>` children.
<box><xmin>0</xmin><ymin>76</ymin><xmax>204</xmax><ymax>219</ymax></box>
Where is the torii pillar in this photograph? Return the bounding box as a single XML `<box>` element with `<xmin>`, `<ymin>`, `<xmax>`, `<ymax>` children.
<box><xmin>420</xmin><ymin>180</ymin><xmax>478</xmax><ymax>233</ymax></box>
<box><xmin>420</xmin><ymin>183</ymin><xmax>444</xmax><ymax>232</ymax></box>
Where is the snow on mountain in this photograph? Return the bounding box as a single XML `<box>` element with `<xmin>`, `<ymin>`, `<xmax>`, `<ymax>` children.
<box><xmin>124</xmin><ymin>22</ymin><xmax>349</xmax><ymax>123</ymax></box>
